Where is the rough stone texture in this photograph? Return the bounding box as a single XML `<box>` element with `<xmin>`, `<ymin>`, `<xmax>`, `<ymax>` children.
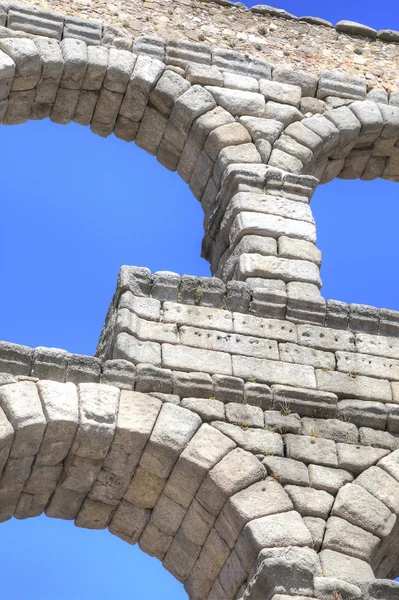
<box><xmin>1</xmin><ymin>2</ymin><xmax>399</xmax><ymax>598</ymax></box>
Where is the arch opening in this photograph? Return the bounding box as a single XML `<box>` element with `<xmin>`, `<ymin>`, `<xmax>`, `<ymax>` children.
<box><xmin>311</xmin><ymin>177</ymin><xmax>399</xmax><ymax>311</ymax></box>
<box><xmin>0</xmin><ymin>118</ymin><xmax>209</xmax><ymax>354</ymax></box>
<box><xmin>0</xmin><ymin>513</ymin><xmax>187</xmax><ymax>599</ymax></box>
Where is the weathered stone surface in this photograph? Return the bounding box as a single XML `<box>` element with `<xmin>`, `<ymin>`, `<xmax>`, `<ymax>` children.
<box><xmin>211</xmin><ymin>420</ymin><xmax>283</xmax><ymax>455</ymax></box>
<box><xmin>236</xmin><ymin>511</ymin><xmax>313</xmax><ymax>571</ymax></box>
<box><xmin>36</xmin><ymin>381</ymin><xmax>78</xmax><ymax>465</ymax></box>
<box><xmin>332</xmin><ymin>483</ymin><xmax>396</xmax><ymax>538</ymax></box>
<box><xmin>284</xmin><ymin>485</ymin><xmax>334</xmax><ymax>519</ymax></box>
<box><xmin>196</xmin><ymin>448</ymin><xmax>265</xmax><ymax>516</ymax></box>
<box><xmin>0</xmin><ymin>382</ymin><xmax>46</xmax><ymax>459</ymax></box>
<box><xmin>263</xmin><ymin>456</ymin><xmax>309</xmax><ymax>486</ymax></box>
<box><xmin>286</xmin><ymin>433</ymin><xmax>338</xmax><ymax>467</ymax></box>
<box><xmin>308</xmin><ymin>464</ymin><xmax>353</xmax><ymax>494</ymax></box>
<box><xmin>336</xmin><ymin>443</ymin><xmax>389</xmax><ymax>474</ymax></box>
<box><xmin>72</xmin><ymin>383</ymin><xmax>120</xmax><ymax>461</ymax></box>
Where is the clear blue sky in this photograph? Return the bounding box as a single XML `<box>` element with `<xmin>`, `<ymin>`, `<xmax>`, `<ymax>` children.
<box><xmin>0</xmin><ymin>1</ymin><xmax>398</xmax><ymax>598</ymax></box>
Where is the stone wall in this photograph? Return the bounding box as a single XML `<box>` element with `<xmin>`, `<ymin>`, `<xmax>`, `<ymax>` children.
<box><xmin>4</xmin><ymin>0</ymin><xmax>399</xmax><ymax>93</ymax></box>
<box><xmin>1</xmin><ymin>2</ymin><xmax>399</xmax><ymax>599</ymax></box>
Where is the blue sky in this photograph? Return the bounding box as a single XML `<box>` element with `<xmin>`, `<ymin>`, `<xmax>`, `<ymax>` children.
<box><xmin>0</xmin><ymin>1</ymin><xmax>398</xmax><ymax>598</ymax></box>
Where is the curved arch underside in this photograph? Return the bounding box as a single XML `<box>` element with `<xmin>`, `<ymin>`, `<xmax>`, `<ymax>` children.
<box><xmin>0</xmin><ymin>377</ymin><xmax>399</xmax><ymax>600</ymax></box>
<box><xmin>1</xmin><ymin>3</ymin><xmax>399</xmax><ymax>599</ymax></box>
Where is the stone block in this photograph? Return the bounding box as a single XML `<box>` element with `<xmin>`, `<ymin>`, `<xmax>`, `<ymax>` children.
<box><xmin>236</xmin><ymin>255</ymin><xmax>321</xmax><ymax>287</ymax></box>
<box><xmin>317</xmin><ymin>71</ymin><xmax>367</xmax><ymax>101</ymax></box>
<box><xmin>59</xmin><ymin>38</ymin><xmax>88</xmax><ymax>90</ymax></box>
<box><xmin>355</xmin><ymin>466</ymin><xmax>399</xmax><ymax>515</ymax></box>
<box><xmin>172</xmin><ymin>371</ymin><xmax>213</xmax><ymax>399</ymax></box>
<box><xmin>120</xmin><ymin>55</ymin><xmax>164</xmax><ymax>122</ymax></box>
<box><xmin>319</xmin><ymin>549</ymin><xmax>375</xmax><ymax>584</ymax></box>
<box><xmin>196</xmin><ymin>447</ymin><xmax>265</xmax><ymax>516</ymax></box>
<box><xmin>213</xmin><ymin>375</ymin><xmax>244</xmax><ymax>404</ymax></box>
<box><xmin>301</xmin><ymin>417</ymin><xmax>358</xmax><ymax>443</ymax></box>
<box><xmin>279</xmin><ymin>342</ymin><xmax>335</xmax><ymax>370</ymax></box>
<box><xmin>263</xmin><ymin>456</ymin><xmax>309</xmax><ymax>486</ymax></box>
<box><xmin>244</xmin><ymin>382</ymin><xmax>273</xmax><ymax>410</ymax></box>
<box><xmin>323</xmin><ymin>515</ymin><xmax>380</xmax><ymax>564</ymax></box>
<box><xmin>72</xmin><ymin>383</ymin><xmax>119</xmax><ymax>461</ymax></box>
<box><xmin>206</xmin><ymin>85</ymin><xmax>265</xmax><ymax>117</ymax></box>
<box><xmin>336</xmin><ymin>442</ymin><xmax>389</xmax><ymax>474</ymax></box>
<box><xmin>134</xmin><ymin>364</ymin><xmax>172</xmax><ymax>394</ymax></box>
<box><xmin>180</xmin><ymin>398</ymin><xmax>225</xmax><ymax>422</ymax></box>
<box><xmin>46</xmin><ymin>486</ymin><xmax>86</xmax><ymax>520</ymax></box>
<box><xmin>31</xmin><ymin>347</ymin><xmax>68</xmax><ymax>382</ymax></box>
<box><xmin>325</xmin><ymin>299</ymin><xmax>350</xmax><ymax>330</ymax></box>
<box><xmin>225</xmin><ymin>403</ymin><xmax>264</xmax><ymax>428</ymax></box>
<box><xmin>378</xmin><ymin>449</ymin><xmax>399</xmax><ymax>482</ymax></box>
<box><xmin>356</xmin><ymin>332</ymin><xmax>399</xmax><ymax>361</ymax></box>
<box><xmin>278</xmin><ymin>236</ymin><xmax>322</xmax><ymax>266</ymax></box>
<box><xmin>0</xmin><ymin>48</ymin><xmax>15</xmax><ymax>101</ymax></box>
<box><xmin>273</xmin><ymin>385</ymin><xmax>338</xmax><ymax>418</ymax></box>
<box><xmin>303</xmin><ymin>516</ymin><xmax>326</xmax><ymax>552</ymax></box>
<box><xmin>0</xmin><ymin>381</ymin><xmax>45</xmax><ymax>459</ymax></box>
<box><xmin>215</xmin><ymin>480</ymin><xmax>293</xmax><ymax>549</ymax></box>
<box><xmin>103</xmin><ymin>391</ymin><xmax>161</xmax><ymax>479</ymax></box>
<box><xmin>0</xmin><ymin>341</ymin><xmax>32</xmax><ymax>376</ymax></box>
<box><xmin>114</xmin><ymin>332</ymin><xmax>161</xmax><ymax>366</ymax></box>
<box><xmin>8</xmin><ymin>4</ymin><xmax>63</xmax><ymax>39</ymax></box>
<box><xmin>286</xmin><ymin>433</ymin><xmax>338</xmax><ymax>467</ymax></box>
<box><xmin>0</xmin><ymin>38</ymin><xmax>40</xmax><ymax>91</ymax></box>
<box><xmin>316</xmin><ymin>370</ymin><xmax>392</xmax><ymax>403</ymax></box>
<box><xmin>232</xmin><ymin>355</ymin><xmax>316</xmax><ymax>388</ymax></box>
<box><xmin>150</xmin><ymin>69</ymin><xmax>190</xmax><ymax>117</ymax></box>
<box><xmin>284</xmin><ymin>485</ymin><xmax>334</xmax><ymax>519</ymax></box>
<box><xmin>348</xmin><ymin>303</ymin><xmax>380</xmax><ymax>334</ymax></box>
<box><xmin>337</xmin><ymin>399</ymin><xmax>388</xmax><ymax>430</ymax></box>
<box><xmin>82</xmin><ymin>45</ymin><xmax>108</xmax><ymax>91</ymax></box>
<box><xmin>273</xmin><ymin>68</ymin><xmax>318</xmax><ymax>97</ymax></box>
<box><xmin>186</xmin><ymin>63</ymin><xmax>223</xmax><ymax>86</ymax></box>
<box><xmin>103</xmin><ymin>48</ymin><xmax>135</xmax><ymax>94</ymax></box>
<box><xmin>332</xmin><ymin>483</ymin><xmax>396</xmax><ymax>537</ymax></box>
<box><xmin>250</xmin><ymin>279</ymin><xmax>287</xmax><ymax>320</ymax></box>
<box><xmin>101</xmin><ymin>359</ymin><xmax>136</xmax><ymax>390</ymax></box>
<box><xmin>179</xmin><ymin>498</ymin><xmax>215</xmax><ymax>547</ymax></box>
<box><xmin>135</xmin><ymin>106</ymin><xmax>167</xmax><ymax>154</ymax></box>
<box><xmin>211</xmin><ymin>421</ymin><xmax>283</xmax><ymax>455</ymax></box>
<box><xmin>35</xmin><ymin>381</ymin><xmax>78</xmax><ymax>465</ymax></box>
<box><xmin>179</xmin><ymin>325</ymin><xmax>279</xmax><ymax>361</ymax></box>
<box><xmin>204</xmin><ymin>122</ymin><xmax>251</xmax><ymax>161</ymax></box>
<box><xmin>246</xmin><ymin>546</ymin><xmax>321</xmax><ymax>599</ymax></box>
<box><xmin>259</xmin><ymin>79</ymin><xmax>302</xmax><ymax>107</ymax></box>
<box><xmin>75</xmin><ymin>498</ymin><xmax>115</xmax><ymax>530</ymax></box>
<box><xmin>151</xmin><ymin>271</ymin><xmax>180</xmax><ymax>303</ymax></box>
<box><xmin>163</xmin><ymin>301</ymin><xmax>233</xmax><ymax>332</ymax></box>
<box><xmin>132</xmin><ymin>36</ymin><xmax>165</xmax><ymax>61</ymax></box>
<box><xmin>265</xmin><ymin>101</ymin><xmax>303</xmax><ymax>126</ymax></box>
<box><xmin>236</xmin><ymin>511</ymin><xmax>313</xmax><ymax>572</ymax></box>
<box><xmin>264</xmin><ymin>410</ymin><xmax>301</xmax><ymax>434</ymax></box>
<box><xmin>63</xmin><ymin>16</ymin><xmax>102</xmax><ymax>45</ymax></box>
<box><xmin>162</xmin><ymin>343</ymin><xmax>232</xmax><ymax>376</ymax></box>
<box><xmin>359</xmin><ymin>427</ymin><xmax>399</xmax><ymax>451</ymax></box>
<box><xmin>163</xmin><ymin>529</ymin><xmax>201</xmax><ymax>582</ymax></box>
<box><xmin>66</xmin><ymin>354</ymin><xmax>101</xmax><ymax>384</ymax></box>
<box><xmin>139</xmin><ymin>403</ymin><xmax>201</xmax><ymax>483</ymax></box>
<box><xmin>166</xmin><ymin>39</ymin><xmax>211</xmax><ymax>69</ymax></box>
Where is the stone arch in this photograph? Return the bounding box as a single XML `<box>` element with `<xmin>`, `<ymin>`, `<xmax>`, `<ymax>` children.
<box><xmin>265</xmin><ymin>99</ymin><xmax>399</xmax><ymax>183</ymax></box>
<box><xmin>319</xmin><ymin>449</ymin><xmax>399</xmax><ymax>584</ymax></box>
<box><xmin>0</xmin><ymin>378</ymin><xmax>317</xmax><ymax>600</ymax></box>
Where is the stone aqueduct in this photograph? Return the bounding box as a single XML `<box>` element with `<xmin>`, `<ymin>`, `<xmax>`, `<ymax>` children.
<box><xmin>1</xmin><ymin>0</ymin><xmax>399</xmax><ymax>598</ymax></box>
